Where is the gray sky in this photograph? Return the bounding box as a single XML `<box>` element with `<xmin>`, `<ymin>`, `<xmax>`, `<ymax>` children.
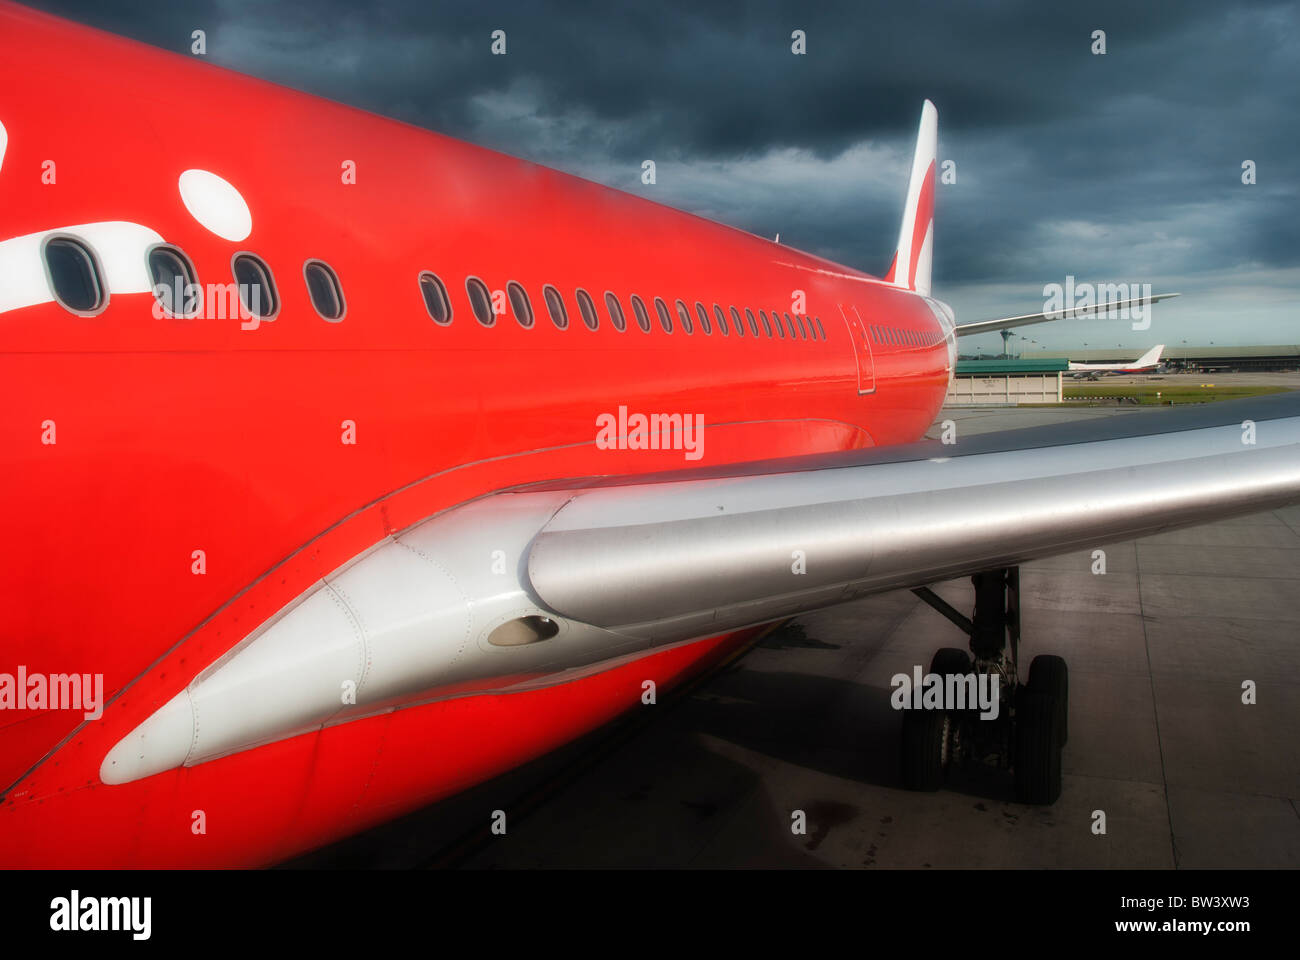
<box><xmin>27</xmin><ymin>0</ymin><xmax>1300</xmax><ymax>353</ymax></box>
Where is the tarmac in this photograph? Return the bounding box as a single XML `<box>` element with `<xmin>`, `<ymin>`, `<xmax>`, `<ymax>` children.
<box><xmin>1101</xmin><ymin>371</ymin><xmax>1300</xmax><ymax>389</ymax></box>
<box><xmin>294</xmin><ymin>401</ymin><xmax>1300</xmax><ymax>869</ymax></box>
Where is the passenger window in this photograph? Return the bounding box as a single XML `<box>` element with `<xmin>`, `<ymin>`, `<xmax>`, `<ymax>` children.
<box><xmin>745</xmin><ymin>308</ymin><xmax>759</xmax><ymax>337</ymax></box>
<box><xmin>576</xmin><ymin>288</ymin><xmax>599</xmax><ymax>330</ymax></box>
<box><xmin>466</xmin><ymin>276</ymin><xmax>494</xmax><ymax>326</ymax></box>
<box><xmin>507</xmin><ymin>281</ymin><xmax>534</xmax><ymax>328</ymax></box>
<box><xmin>544</xmin><ymin>284</ymin><xmax>569</xmax><ymax>329</ymax></box>
<box><xmin>674</xmin><ymin>299</ymin><xmax>693</xmax><ymax>333</ymax></box>
<box><xmin>713</xmin><ymin>304</ymin><xmax>728</xmax><ymax>336</ymax></box>
<box><xmin>655</xmin><ymin>297</ymin><xmax>674</xmax><ymax>332</ymax></box>
<box><xmin>784</xmin><ymin>312</ymin><xmax>797</xmax><ymax>339</ymax></box>
<box><xmin>759</xmin><ymin>310</ymin><xmax>773</xmax><ymax>337</ymax></box>
<box><xmin>772</xmin><ymin>310</ymin><xmax>785</xmax><ymax>339</ymax></box>
<box><xmin>303</xmin><ymin>260</ymin><xmax>344</xmax><ymax>321</ymax></box>
<box><xmin>148</xmin><ymin>244</ymin><xmax>199</xmax><ymax>318</ymax></box>
<box><xmin>232</xmin><ymin>253</ymin><xmax>279</xmax><ymax>319</ymax></box>
<box><xmin>655</xmin><ymin>295</ymin><xmax>676</xmax><ymax>333</ymax></box>
<box><xmin>631</xmin><ymin>295</ymin><xmax>652</xmax><ymax>332</ymax></box>
<box><xmin>419</xmin><ymin>272</ymin><xmax>452</xmax><ymax>324</ymax></box>
<box><xmin>44</xmin><ymin>236</ymin><xmax>105</xmax><ymax>314</ymax></box>
<box><xmin>695</xmin><ymin>302</ymin><xmax>711</xmax><ymax>334</ymax></box>
<box><xmin>796</xmin><ymin>315</ymin><xmax>808</xmax><ymax>340</ymax></box>
<box><xmin>604</xmin><ymin>292</ymin><xmax>627</xmax><ymax>332</ymax></box>
<box><xmin>815</xmin><ymin>316</ymin><xmax>826</xmax><ymax>340</ymax></box>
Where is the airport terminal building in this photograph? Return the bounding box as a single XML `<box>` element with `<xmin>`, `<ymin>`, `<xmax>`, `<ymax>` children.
<box><xmin>949</xmin><ymin>345</ymin><xmax>1300</xmax><ymax>405</ymax></box>
<box><xmin>1037</xmin><ymin>344</ymin><xmax>1300</xmax><ymax>372</ymax></box>
<box><xmin>946</xmin><ymin>358</ymin><xmax>1067</xmax><ymax>405</ymax></box>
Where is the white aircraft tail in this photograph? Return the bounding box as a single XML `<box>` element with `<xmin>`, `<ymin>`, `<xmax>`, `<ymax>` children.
<box><xmin>884</xmin><ymin>100</ymin><xmax>937</xmax><ymax>297</ymax></box>
<box><xmin>1133</xmin><ymin>344</ymin><xmax>1165</xmax><ymax>368</ymax></box>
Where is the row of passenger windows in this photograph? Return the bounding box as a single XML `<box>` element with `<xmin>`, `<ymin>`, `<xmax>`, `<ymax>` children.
<box><xmin>41</xmin><ymin>236</ymin><xmax>345</xmax><ymax>321</ymax></box>
<box><xmin>42</xmin><ymin>237</ymin><xmax>935</xmax><ymax>351</ymax></box>
<box><xmin>419</xmin><ymin>271</ymin><xmax>832</xmax><ymax>343</ymax></box>
<box><xmin>870</xmin><ymin>323</ymin><xmax>943</xmax><ymax>348</ymax></box>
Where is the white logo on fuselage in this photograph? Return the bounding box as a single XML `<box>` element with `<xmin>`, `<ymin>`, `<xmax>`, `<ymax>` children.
<box><xmin>595</xmin><ymin>405</ymin><xmax>705</xmax><ymax>461</ymax></box>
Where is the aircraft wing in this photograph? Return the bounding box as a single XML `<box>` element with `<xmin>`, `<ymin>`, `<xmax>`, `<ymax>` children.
<box><xmin>100</xmin><ymin>393</ymin><xmax>1300</xmax><ymax>785</ymax></box>
<box><xmin>527</xmin><ymin>392</ymin><xmax>1298</xmax><ymax>633</ymax></box>
<box><xmin>955</xmin><ymin>293</ymin><xmax>1180</xmax><ymax>338</ymax></box>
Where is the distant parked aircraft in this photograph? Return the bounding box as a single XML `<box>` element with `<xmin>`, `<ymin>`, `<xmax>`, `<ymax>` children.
<box><xmin>1069</xmin><ymin>344</ymin><xmax>1165</xmax><ymax>377</ymax></box>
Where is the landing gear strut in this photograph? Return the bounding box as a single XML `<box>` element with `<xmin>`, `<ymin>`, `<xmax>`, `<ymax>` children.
<box><xmin>899</xmin><ymin>567</ymin><xmax>1068</xmax><ymax>804</ymax></box>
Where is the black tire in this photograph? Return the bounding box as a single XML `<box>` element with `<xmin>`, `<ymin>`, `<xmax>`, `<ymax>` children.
<box><xmin>930</xmin><ymin>647</ymin><xmax>973</xmax><ymax>678</ymax></box>
<box><xmin>1028</xmin><ymin>654</ymin><xmax>1068</xmax><ymax>746</ymax></box>
<box><xmin>900</xmin><ymin>708</ymin><xmax>948</xmax><ymax>791</ymax></box>
<box><xmin>1014</xmin><ymin>692</ymin><xmax>1062</xmax><ymax>804</ymax></box>
<box><xmin>930</xmin><ymin>647</ymin><xmax>976</xmax><ymax>722</ymax></box>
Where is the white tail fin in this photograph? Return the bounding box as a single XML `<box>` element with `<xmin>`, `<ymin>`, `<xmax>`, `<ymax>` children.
<box><xmin>885</xmin><ymin>100</ymin><xmax>937</xmax><ymax>297</ymax></box>
<box><xmin>1134</xmin><ymin>344</ymin><xmax>1164</xmax><ymax>368</ymax></box>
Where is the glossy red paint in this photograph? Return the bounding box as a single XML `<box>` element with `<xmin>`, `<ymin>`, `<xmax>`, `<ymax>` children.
<box><xmin>0</xmin><ymin>2</ymin><xmax>951</xmax><ymax>866</ymax></box>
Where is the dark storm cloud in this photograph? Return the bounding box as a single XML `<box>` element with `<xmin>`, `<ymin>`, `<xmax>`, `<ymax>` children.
<box><xmin>23</xmin><ymin>0</ymin><xmax>1300</xmax><ymax>346</ymax></box>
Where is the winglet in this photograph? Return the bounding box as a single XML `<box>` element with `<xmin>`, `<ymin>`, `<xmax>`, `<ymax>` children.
<box><xmin>887</xmin><ymin>100</ymin><xmax>938</xmax><ymax>297</ymax></box>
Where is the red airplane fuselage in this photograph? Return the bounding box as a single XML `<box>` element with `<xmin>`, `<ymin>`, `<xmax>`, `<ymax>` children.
<box><xmin>0</xmin><ymin>3</ymin><xmax>950</xmax><ymax>866</ymax></box>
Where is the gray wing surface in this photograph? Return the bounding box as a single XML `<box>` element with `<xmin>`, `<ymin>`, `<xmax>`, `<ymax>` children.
<box><xmin>527</xmin><ymin>393</ymin><xmax>1300</xmax><ymax>635</ymax></box>
<box><xmin>954</xmin><ymin>293</ymin><xmax>1179</xmax><ymax>337</ymax></box>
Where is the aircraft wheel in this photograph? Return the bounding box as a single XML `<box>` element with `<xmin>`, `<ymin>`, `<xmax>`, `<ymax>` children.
<box><xmin>930</xmin><ymin>647</ymin><xmax>975</xmax><ymax>722</ymax></box>
<box><xmin>1027</xmin><ymin>654</ymin><xmax>1068</xmax><ymax>746</ymax></box>
<box><xmin>1013</xmin><ymin>691</ymin><xmax>1062</xmax><ymax>804</ymax></box>
<box><xmin>901</xmin><ymin>708</ymin><xmax>949</xmax><ymax>791</ymax></box>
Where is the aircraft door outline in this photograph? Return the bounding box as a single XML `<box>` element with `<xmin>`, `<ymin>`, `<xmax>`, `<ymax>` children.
<box><xmin>838</xmin><ymin>303</ymin><xmax>876</xmax><ymax>395</ymax></box>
